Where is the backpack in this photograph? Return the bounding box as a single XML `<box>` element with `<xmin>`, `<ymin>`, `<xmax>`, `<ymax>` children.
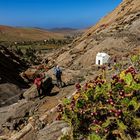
<box><xmin>56</xmin><ymin>68</ymin><xmax>62</xmax><ymax>76</ymax></box>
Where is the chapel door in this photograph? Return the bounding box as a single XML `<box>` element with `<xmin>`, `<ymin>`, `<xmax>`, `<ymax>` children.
<box><xmin>98</xmin><ymin>60</ymin><xmax>100</xmax><ymax>65</ymax></box>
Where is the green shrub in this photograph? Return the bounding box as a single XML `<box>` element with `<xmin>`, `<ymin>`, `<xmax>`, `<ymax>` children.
<box><xmin>57</xmin><ymin>66</ymin><xmax>140</xmax><ymax>140</ymax></box>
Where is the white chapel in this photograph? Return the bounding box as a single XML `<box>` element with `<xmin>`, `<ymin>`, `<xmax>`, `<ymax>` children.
<box><xmin>96</xmin><ymin>52</ymin><xmax>110</xmax><ymax>65</ymax></box>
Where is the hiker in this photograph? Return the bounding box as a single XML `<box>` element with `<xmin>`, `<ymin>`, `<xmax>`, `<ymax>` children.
<box><xmin>54</xmin><ymin>65</ymin><xmax>63</xmax><ymax>88</ymax></box>
<box><xmin>34</xmin><ymin>74</ymin><xmax>44</xmax><ymax>98</ymax></box>
<box><xmin>42</xmin><ymin>75</ymin><xmax>53</xmax><ymax>96</ymax></box>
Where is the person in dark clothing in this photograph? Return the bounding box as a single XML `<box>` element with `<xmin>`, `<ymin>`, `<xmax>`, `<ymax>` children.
<box><xmin>42</xmin><ymin>76</ymin><xmax>53</xmax><ymax>96</ymax></box>
<box><xmin>54</xmin><ymin>65</ymin><xmax>63</xmax><ymax>88</ymax></box>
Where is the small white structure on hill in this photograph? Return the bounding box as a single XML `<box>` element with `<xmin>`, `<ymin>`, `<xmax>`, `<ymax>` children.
<box><xmin>96</xmin><ymin>52</ymin><xmax>110</xmax><ymax>65</ymax></box>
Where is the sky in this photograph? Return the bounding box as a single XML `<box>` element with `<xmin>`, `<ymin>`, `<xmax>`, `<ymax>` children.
<box><xmin>0</xmin><ymin>0</ymin><xmax>122</xmax><ymax>29</ymax></box>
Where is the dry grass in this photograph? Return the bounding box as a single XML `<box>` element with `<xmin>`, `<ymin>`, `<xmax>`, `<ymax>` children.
<box><xmin>0</xmin><ymin>25</ymin><xmax>64</xmax><ymax>41</ymax></box>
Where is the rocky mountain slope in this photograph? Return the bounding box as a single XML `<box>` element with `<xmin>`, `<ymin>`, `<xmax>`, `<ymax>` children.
<box><xmin>48</xmin><ymin>0</ymin><xmax>140</xmax><ymax>71</ymax></box>
<box><xmin>0</xmin><ymin>45</ymin><xmax>29</xmax><ymax>107</ymax></box>
<box><xmin>0</xmin><ymin>45</ymin><xmax>28</xmax><ymax>86</ymax></box>
<box><xmin>78</xmin><ymin>0</ymin><xmax>140</xmax><ymax>42</ymax></box>
<box><xmin>0</xmin><ymin>25</ymin><xmax>63</xmax><ymax>41</ymax></box>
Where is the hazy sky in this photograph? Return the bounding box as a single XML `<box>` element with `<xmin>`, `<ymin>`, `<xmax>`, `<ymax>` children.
<box><xmin>0</xmin><ymin>0</ymin><xmax>122</xmax><ymax>29</ymax></box>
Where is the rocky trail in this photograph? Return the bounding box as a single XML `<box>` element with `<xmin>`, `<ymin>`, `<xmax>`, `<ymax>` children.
<box><xmin>21</xmin><ymin>85</ymin><xmax>75</xmax><ymax>140</ymax></box>
<box><xmin>0</xmin><ymin>69</ymin><xmax>76</xmax><ymax>140</ymax></box>
<box><xmin>0</xmin><ymin>58</ymin><xmax>125</xmax><ymax>140</ymax></box>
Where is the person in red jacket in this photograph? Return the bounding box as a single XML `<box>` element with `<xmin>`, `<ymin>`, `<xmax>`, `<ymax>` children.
<box><xmin>34</xmin><ymin>74</ymin><xmax>43</xmax><ymax>97</ymax></box>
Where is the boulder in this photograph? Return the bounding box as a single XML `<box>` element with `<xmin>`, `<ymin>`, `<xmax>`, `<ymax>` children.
<box><xmin>37</xmin><ymin>121</ymin><xmax>69</xmax><ymax>140</ymax></box>
<box><xmin>23</xmin><ymin>85</ymin><xmax>38</xmax><ymax>100</ymax></box>
<box><xmin>23</xmin><ymin>76</ymin><xmax>54</xmax><ymax>100</ymax></box>
<box><xmin>21</xmin><ymin>68</ymin><xmax>38</xmax><ymax>82</ymax></box>
<box><xmin>46</xmin><ymin>68</ymin><xmax>81</xmax><ymax>86</ymax></box>
<box><xmin>0</xmin><ymin>83</ymin><xmax>22</xmax><ymax>107</ymax></box>
<box><xmin>0</xmin><ymin>99</ymin><xmax>33</xmax><ymax>128</ymax></box>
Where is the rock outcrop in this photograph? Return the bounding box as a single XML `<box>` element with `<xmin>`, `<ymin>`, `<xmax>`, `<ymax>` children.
<box><xmin>0</xmin><ymin>99</ymin><xmax>33</xmax><ymax>129</ymax></box>
<box><xmin>0</xmin><ymin>83</ymin><xmax>22</xmax><ymax>107</ymax></box>
<box><xmin>37</xmin><ymin>121</ymin><xmax>69</xmax><ymax>140</ymax></box>
<box><xmin>0</xmin><ymin>45</ymin><xmax>28</xmax><ymax>87</ymax></box>
<box><xmin>0</xmin><ymin>45</ymin><xmax>29</xmax><ymax>107</ymax></box>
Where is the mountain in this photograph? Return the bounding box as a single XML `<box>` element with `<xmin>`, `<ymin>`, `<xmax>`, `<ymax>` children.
<box><xmin>49</xmin><ymin>27</ymin><xmax>85</xmax><ymax>36</ymax></box>
<box><xmin>0</xmin><ymin>25</ymin><xmax>64</xmax><ymax>41</ymax></box>
<box><xmin>49</xmin><ymin>27</ymin><xmax>77</xmax><ymax>32</ymax></box>
<box><xmin>50</xmin><ymin>0</ymin><xmax>140</xmax><ymax>70</ymax></box>
<box><xmin>78</xmin><ymin>0</ymin><xmax>140</xmax><ymax>42</ymax></box>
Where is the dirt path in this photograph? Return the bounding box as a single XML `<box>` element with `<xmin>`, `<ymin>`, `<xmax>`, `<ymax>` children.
<box><xmin>36</xmin><ymin>85</ymin><xmax>75</xmax><ymax>120</ymax></box>
<box><xmin>20</xmin><ymin>85</ymin><xmax>75</xmax><ymax>140</ymax></box>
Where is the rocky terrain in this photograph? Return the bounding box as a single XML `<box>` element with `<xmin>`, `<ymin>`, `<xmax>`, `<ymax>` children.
<box><xmin>0</xmin><ymin>45</ymin><xmax>29</xmax><ymax>107</ymax></box>
<box><xmin>0</xmin><ymin>45</ymin><xmax>28</xmax><ymax>85</ymax></box>
<box><xmin>0</xmin><ymin>0</ymin><xmax>140</xmax><ymax>140</ymax></box>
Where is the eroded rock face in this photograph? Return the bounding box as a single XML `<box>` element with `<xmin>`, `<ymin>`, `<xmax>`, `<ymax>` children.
<box><xmin>23</xmin><ymin>85</ymin><xmax>38</xmax><ymax>100</ymax></box>
<box><xmin>0</xmin><ymin>99</ymin><xmax>34</xmax><ymax>128</ymax></box>
<box><xmin>37</xmin><ymin>121</ymin><xmax>69</xmax><ymax>140</ymax></box>
<box><xmin>0</xmin><ymin>45</ymin><xmax>28</xmax><ymax>88</ymax></box>
<box><xmin>0</xmin><ymin>83</ymin><xmax>22</xmax><ymax>107</ymax></box>
<box><xmin>0</xmin><ymin>45</ymin><xmax>29</xmax><ymax>108</ymax></box>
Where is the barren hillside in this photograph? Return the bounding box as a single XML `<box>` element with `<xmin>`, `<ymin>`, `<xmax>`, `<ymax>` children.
<box><xmin>0</xmin><ymin>25</ymin><xmax>64</xmax><ymax>41</ymax></box>
<box><xmin>48</xmin><ymin>0</ymin><xmax>140</xmax><ymax>70</ymax></box>
<box><xmin>78</xmin><ymin>0</ymin><xmax>140</xmax><ymax>42</ymax></box>
<box><xmin>49</xmin><ymin>27</ymin><xmax>85</xmax><ymax>36</ymax></box>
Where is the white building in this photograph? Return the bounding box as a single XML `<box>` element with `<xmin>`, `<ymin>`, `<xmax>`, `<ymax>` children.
<box><xmin>96</xmin><ymin>52</ymin><xmax>110</xmax><ymax>65</ymax></box>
